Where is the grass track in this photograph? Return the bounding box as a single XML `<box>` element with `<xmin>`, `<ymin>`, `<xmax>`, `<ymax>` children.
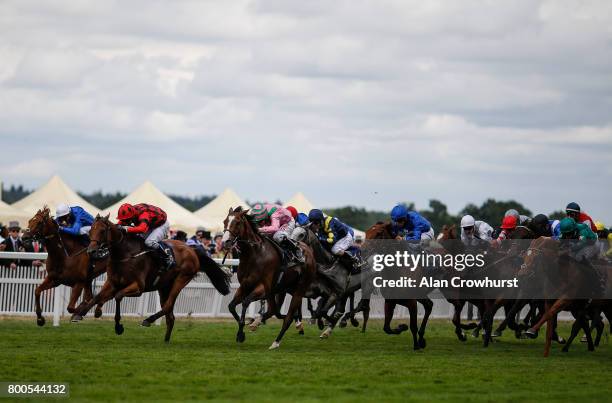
<box><xmin>0</xmin><ymin>316</ymin><xmax>610</xmax><ymax>402</ymax></box>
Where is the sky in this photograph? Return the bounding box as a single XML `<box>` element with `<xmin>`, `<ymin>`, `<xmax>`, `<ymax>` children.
<box><xmin>1</xmin><ymin>0</ymin><xmax>611</xmax><ymax>223</ymax></box>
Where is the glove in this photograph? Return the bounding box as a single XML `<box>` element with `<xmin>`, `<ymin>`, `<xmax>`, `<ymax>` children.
<box><xmin>118</xmin><ymin>225</ymin><xmax>128</xmax><ymax>233</ymax></box>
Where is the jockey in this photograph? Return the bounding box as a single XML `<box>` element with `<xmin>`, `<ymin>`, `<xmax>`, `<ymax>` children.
<box><xmin>565</xmin><ymin>202</ymin><xmax>597</xmax><ymax>233</ymax></box>
<box><xmin>116</xmin><ymin>203</ymin><xmax>175</xmax><ymax>270</ymax></box>
<box><xmin>504</xmin><ymin>209</ymin><xmax>531</xmax><ymax>226</ymax></box>
<box><xmin>559</xmin><ymin>217</ymin><xmax>598</xmax><ymax>262</ymax></box>
<box><xmin>390</xmin><ymin>204</ymin><xmax>435</xmax><ymax>240</ymax></box>
<box><xmin>250</xmin><ymin>203</ymin><xmax>304</xmax><ymax>263</ymax></box>
<box><xmin>460</xmin><ymin>215</ymin><xmax>493</xmax><ymax>246</ymax></box>
<box><xmin>530</xmin><ymin>214</ymin><xmax>561</xmax><ymax>239</ymax></box>
<box><xmin>55</xmin><ymin>204</ymin><xmax>94</xmax><ymax>236</ymax></box>
<box><xmin>491</xmin><ymin>215</ymin><xmax>517</xmax><ymax>248</ymax></box>
<box><xmin>308</xmin><ymin>209</ymin><xmax>360</xmax><ymax>267</ymax></box>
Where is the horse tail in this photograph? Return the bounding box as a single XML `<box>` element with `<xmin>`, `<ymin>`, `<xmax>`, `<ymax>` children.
<box><xmin>194</xmin><ymin>248</ymin><xmax>232</xmax><ymax>295</ymax></box>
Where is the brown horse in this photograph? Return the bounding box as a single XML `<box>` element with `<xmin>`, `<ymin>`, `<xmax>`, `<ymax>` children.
<box><xmin>520</xmin><ymin>237</ymin><xmax>598</xmax><ymax>356</ymax></box>
<box><xmin>222</xmin><ymin>207</ymin><xmax>316</xmax><ymax>350</ymax></box>
<box><xmin>73</xmin><ymin>215</ymin><xmax>231</xmax><ymax>342</ymax></box>
<box><xmin>22</xmin><ymin>207</ymin><xmax>108</xmax><ymax>326</ymax></box>
<box><xmin>365</xmin><ymin>221</ymin><xmax>433</xmax><ymax>350</ymax></box>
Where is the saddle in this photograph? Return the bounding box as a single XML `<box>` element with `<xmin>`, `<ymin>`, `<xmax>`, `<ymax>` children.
<box><xmin>263</xmin><ymin>236</ymin><xmax>299</xmax><ymax>269</ymax></box>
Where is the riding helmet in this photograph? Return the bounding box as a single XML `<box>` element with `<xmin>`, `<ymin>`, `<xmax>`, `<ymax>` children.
<box><xmin>565</xmin><ymin>202</ymin><xmax>581</xmax><ymax>213</ymax></box>
<box><xmin>308</xmin><ymin>209</ymin><xmax>324</xmax><ymax>223</ymax></box>
<box><xmin>390</xmin><ymin>205</ymin><xmax>408</xmax><ymax>222</ymax></box>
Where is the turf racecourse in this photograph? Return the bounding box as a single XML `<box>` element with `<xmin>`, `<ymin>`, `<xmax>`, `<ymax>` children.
<box><xmin>1</xmin><ymin>317</ymin><xmax>610</xmax><ymax>402</ymax></box>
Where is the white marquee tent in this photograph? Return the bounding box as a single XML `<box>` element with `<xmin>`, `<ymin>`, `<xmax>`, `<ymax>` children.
<box><xmin>102</xmin><ymin>181</ymin><xmax>213</xmax><ymax>234</ymax></box>
<box><xmin>195</xmin><ymin>188</ymin><xmax>250</xmax><ymax>232</ymax></box>
<box><xmin>0</xmin><ymin>199</ymin><xmax>31</xmax><ymax>226</ymax></box>
<box><xmin>283</xmin><ymin>192</ymin><xmax>315</xmax><ymax>214</ymax></box>
<box><xmin>11</xmin><ymin>175</ymin><xmax>101</xmax><ymax>217</ymax></box>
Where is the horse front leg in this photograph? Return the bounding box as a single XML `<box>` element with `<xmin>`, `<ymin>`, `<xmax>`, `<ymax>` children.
<box><xmin>383</xmin><ymin>300</ymin><xmax>405</xmax><ymax>335</ymax></box>
<box><xmin>34</xmin><ymin>277</ymin><xmax>56</xmax><ymax>326</ymax></box>
<box><xmin>451</xmin><ymin>300</ymin><xmax>468</xmax><ymax>341</ymax></box>
<box><xmin>417</xmin><ymin>298</ymin><xmax>433</xmax><ymax>348</ymax></box>
<box><xmin>72</xmin><ymin>281</ymin><xmax>115</xmax><ymax>322</ymax></box>
<box><xmin>66</xmin><ymin>283</ymin><xmax>84</xmax><ymax>314</ymax></box>
<box><xmin>114</xmin><ymin>298</ymin><xmax>124</xmax><ymax>335</ymax></box>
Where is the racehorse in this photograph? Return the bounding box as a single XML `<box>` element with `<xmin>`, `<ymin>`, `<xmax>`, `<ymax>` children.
<box><xmin>290</xmin><ymin>225</ymin><xmax>370</xmax><ymax>336</ymax></box>
<box><xmin>22</xmin><ymin>207</ymin><xmax>108</xmax><ymax>326</ymax></box>
<box><xmin>364</xmin><ymin>221</ymin><xmax>434</xmax><ymax>350</ymax></box>
<box><xmin>519</xmin><ymin>237</ymin><xmax>600</xmax><ymax>356</ymax></box>
<box><xmin>74</xmin><ymin>215</ymin><xmax>231</xmax><ymax>342</ymax></box>
<box><xmin>222</xmin><ymin>207</ymin><xmax>317</xmax><ymax>349</ymax></box>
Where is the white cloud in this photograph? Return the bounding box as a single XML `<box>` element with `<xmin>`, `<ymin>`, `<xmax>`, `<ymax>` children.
<box><xmin>0</xmin><ymin>0</ymin><xmax>610</xmax><ymax>223</ymax></box>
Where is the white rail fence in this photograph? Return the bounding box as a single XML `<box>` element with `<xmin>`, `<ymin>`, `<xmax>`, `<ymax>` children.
<box><xmin>0</xmin><ymin>251</ymin><xmax>496</xmax><ymax>326</ymax></box>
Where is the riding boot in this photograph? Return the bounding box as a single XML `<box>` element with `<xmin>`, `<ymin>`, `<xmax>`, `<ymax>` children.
<box><xmin>155</xmin><ymin>243</ymin><xmax>176</xmax><ymax>272</ymax></box>
<box><xmin>348</xmin><ymin>253</ymin><xmax>363</xmax><ymax>274</ymax></box>
<box><xmin>281</xmin><ymin>239</ymin><xmax>305</xmax><ymax>264</ymax></box>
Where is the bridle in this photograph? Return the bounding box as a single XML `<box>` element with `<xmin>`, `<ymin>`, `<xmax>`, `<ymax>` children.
<box><xmin>88</xmin><ymin>219</ymin><xmax>123</xmax><ymax>259</ymax></box>
<box><xmin>519</xmin><ymin>242</ymin><xmax>556</xmax><ymax>279</ymax></box>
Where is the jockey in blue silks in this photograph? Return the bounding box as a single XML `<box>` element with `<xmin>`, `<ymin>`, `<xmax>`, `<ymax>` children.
<box><xmin>390</xmin><ymin>204</ymin><xmax>435</xmax><ymax>240</ymax></box>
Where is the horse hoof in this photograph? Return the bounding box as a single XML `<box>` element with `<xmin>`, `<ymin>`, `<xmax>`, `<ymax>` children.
<box><xmin>298</xmin><ymin>330</ymin><xmax>304</xmax><ymax>335</ymax></box>
<box><xmin>492</xmin><ymin>330</ymin><xmax>502</xmax><ymax>338</ymax></box>
<box><xmin>71</xmin><ymin>315</ymin><xmax>83</xmax><ymax>323</ymax></box>
<box><xmin>115</xmin><ymin>324</ymin><xmax>124</xmax><ymax>335</ymax></box>
<box><xmin>419</xmin><ymin>338</ymin><xmax>427</xmax><ymax>349</ymax></box>
<box><xmin>36</xmin><ymin>317</ymin><xmax>46</xmax><ymax>327</ymax></box>
<box><xmin>523</xmin><ymin>329</ymin><xmax>538</xmax><ymax>339</ymax></box>
<box><xmin>458</xmin><ymin>332</ymin><xmax>467</xmax><ymax>342</ymax></box>
<box><xmin>94</xmin><ymin>308</ymin><xmax>103</xmax><ymax>318</ymax></box>
<box><xmin>398</xmin><ymin>324</ymin><xmax>409</xmax><ymax>333</ymax></box>
<box><xmin>295</xmin><ymin>322</ymin><xmax>304</xmax><ymax>333</ymax></box>
<box><xmin>339</xmin><ymin>320</ymin><xmax>348</xmax><ymax>328</ymax></box>
<box><xmin>141</xmin><ymin>320</ymin><xmax>151</xmax><ymax>328</ymax></box>
<box><xmin>317</xmin><ymin>320</ymin><xmax>324</xmax><ymax>331</ymax></box>
<box><xmin>269</xmin><ymin>341</ymin><xmax>280</xmax><ymax>350</ymax></box>
<box><xmin>471</xmin><ymin>329</ymin><xmax>480</xmax><ymax>338</ymax></box>
<box><xmin>350</xmin><ymin>318</ymin><xmax>359</xmax><ymax>327</ymax></box>
<box><xmin>319</xmin><ymin>327</ymin><xmax>332</xmax><ymax>339</ymax></box>
<box><xmin>561</xmin><ymin>346</ymin><xmax>569</xmax><ymax>353</ymax></box>
<box><xmin>236</xmin><ymin>332</ymin><xmax>246</xmax><ymax>343</ymax></box>
<box><xmin>556</xmin><ymin>336</ymin><xmax>566</xmax><ymax>345</ymax></box>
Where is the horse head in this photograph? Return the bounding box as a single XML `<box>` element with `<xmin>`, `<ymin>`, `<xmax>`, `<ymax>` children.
<box><xmin>365</xmin><ymin>221</ymin><xmax>393</xmax><ymax>240</ymax></box>
<box><xmin>438</xmin><ymin>224</ymin><xmax>457</xmax><ymax>241</ymax></box>
<box><xmin>221</xmin><ymin>206</ymin><xmax>255</xmax><ymax>251</ymax></box>
<box><xmin>87</xmin><ymin>214</ymin><xmax>115</xmax><ymax>260</ymax></box>
<box><xmin>24</xmin><ymin>206</ymin><xmax>57</xmax><ymax>242</ymax></box>
<box><xmin>518</xmin><ymin>237</ymin><xmax>557</xmax><ymax>279</ymax></box>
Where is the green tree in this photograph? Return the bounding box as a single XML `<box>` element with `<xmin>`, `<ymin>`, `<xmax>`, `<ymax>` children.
<box><xmin>421</xmin><ymin>199</ymin><xmax>459</xmax><ymax>231</ymax></box>
<box><xmin>459</xmin><ymin>199</ymin><xmax>532</xmax><ymax>227</ymax></box>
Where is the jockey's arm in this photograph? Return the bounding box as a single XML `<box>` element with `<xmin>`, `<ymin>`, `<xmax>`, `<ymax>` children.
<box><xmin>259</xmin><ymin>215</ymin><xmax>280</xmax><ymax>234</ymax></box>
<box><xmin>59</xmin><ymin>220</ymin><xmax>82</xmax><ymax>236</ymax></box>
<box><xmin>126</xmin><ymin>218</ymin><xmax>150</xmax><ymax>234</ymax></box>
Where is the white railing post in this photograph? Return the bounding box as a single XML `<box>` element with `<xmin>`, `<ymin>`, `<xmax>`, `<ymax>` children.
<box><xmin>52</xmin><ymin>285</ymin><xmax>63</xmax><ymax>326</ymax></box>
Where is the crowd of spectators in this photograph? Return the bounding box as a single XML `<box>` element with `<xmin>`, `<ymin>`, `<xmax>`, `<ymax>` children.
<box><xmin>0</xmin><ymin>221</ymin><xmax>44</xmax><ymax>269</ymax></box>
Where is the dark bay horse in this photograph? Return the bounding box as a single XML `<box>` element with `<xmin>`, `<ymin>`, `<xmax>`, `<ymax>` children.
<box><xmin>222</xmin><ymin>207</ymin><xmax>317</xmax><ymax>350</ymax></box>
<box><xmin>365</xmin><ymin>221</ymin><xmax>433</xmax><ymax>350</ymax></box>
<box><xmin>74</xmin><ymin>215</ymin><xmax>231</xmax><ymax>342</ymax></box>
<box><xmin>520</xmin><ymin>237</ymin><xmax>599</xmax><ymax>356</ymax></box>
<box><xmin>23</xmin><ymin>207</ymin><xmax>108</xmax><ymax>326</ymax></box>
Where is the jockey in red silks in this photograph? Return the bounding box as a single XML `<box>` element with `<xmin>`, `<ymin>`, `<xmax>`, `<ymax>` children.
<box><xmin>116</xmin><ymin>203</ymin><xmax>175</xmax><ymax>270</ymax></box>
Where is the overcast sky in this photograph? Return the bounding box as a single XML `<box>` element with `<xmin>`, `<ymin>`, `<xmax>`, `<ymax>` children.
<box><xmin>1</xmin><ymin>0</ymin><xmax>611</xmax><ymax>223</ymax></box>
